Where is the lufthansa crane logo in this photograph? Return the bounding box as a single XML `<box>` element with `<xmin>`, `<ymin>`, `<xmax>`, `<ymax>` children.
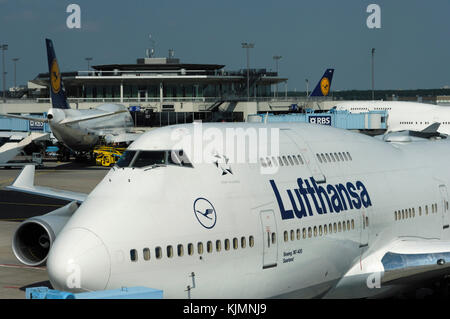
<box><xmin>50</xmin><ymin>59</ymin><xmax>61</xmax><ymax>94</ymax></box>
<box><xmin>193</xmin><ymin>198</ymin><xmax>217</xmax><ymax>229</ymax></box>
<box><xmin>320</xmin><ymin>77</ymin><xmax>330</xmax><ymax>96</ymax></box>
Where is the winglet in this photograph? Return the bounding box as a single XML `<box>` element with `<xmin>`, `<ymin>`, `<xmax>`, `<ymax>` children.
<box><xmin>11</xmin><ymin>165</ymin><xmax>35</xmax><ymax>189</ymax></box>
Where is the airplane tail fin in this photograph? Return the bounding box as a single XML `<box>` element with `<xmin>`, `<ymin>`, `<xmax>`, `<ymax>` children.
<box><xmin>45</xmin><ymin>39</ymin><xmax>70</xmax><ymax>109</ymax></box>
<box><xmin>309</xmin><ymin>68</ymin><xmax>334</xmax><ymax>97</ymax></box>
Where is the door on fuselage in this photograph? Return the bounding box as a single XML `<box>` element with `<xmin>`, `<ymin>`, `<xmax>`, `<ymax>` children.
<box><xmin>439</xmin><ymin>185</ymin><xmax>450</xmax><ymax>234</ymax></box>
<box><xmin>260</xmin><ymin>210</ymin><xmax>278</xmax><ymax>269</ymax></box>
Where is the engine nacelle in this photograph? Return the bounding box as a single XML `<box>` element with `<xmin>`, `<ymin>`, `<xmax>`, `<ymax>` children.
<box><xmin>12</xmin><ymin>201</ymin><xmax>78</xmax><ymax>266</ymax></box>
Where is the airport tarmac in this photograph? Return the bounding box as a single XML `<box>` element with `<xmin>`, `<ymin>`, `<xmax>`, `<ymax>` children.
<box><xmin>0</xmin><ymin>161</ymin><xmax>109</xmax><ymax>299</ymax></box>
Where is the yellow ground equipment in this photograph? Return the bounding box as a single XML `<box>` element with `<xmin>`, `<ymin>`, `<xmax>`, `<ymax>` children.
<box><xmin>93</xmin><ymin>146</ymin><xmax>126</xmax><ymax>167</ymax></box>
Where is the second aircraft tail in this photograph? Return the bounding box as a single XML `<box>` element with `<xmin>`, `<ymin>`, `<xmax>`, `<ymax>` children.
<box><xmin>45</xmin><ymin>39</ymin><xmax>70</xmax><ymax>109</ymax></box>
<box><xmin>309</xmin><ymin>68</ymin><xmax>334</xmax><ymax>97</ymax></box>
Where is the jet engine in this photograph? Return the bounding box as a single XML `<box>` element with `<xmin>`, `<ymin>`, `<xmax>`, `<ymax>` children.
<box><xmin>12</xmin><ymin>201</ymin><xmax>78</xmax><ymax>267</ymax></box>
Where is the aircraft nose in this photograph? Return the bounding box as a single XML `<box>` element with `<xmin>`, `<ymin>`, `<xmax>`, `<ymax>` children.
<box><xmin>47</xmin><ymin>228</ymin><xmax>110</xmax><ymax>292</ymax></box>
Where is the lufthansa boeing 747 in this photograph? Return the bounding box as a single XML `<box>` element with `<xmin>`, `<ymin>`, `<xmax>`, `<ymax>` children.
<box><xmin>7</xmin><ymin>121</ymin><xmax>450</xmax><ymax>298</ymax></box>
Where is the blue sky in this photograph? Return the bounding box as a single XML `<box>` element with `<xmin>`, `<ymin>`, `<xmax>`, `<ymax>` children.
<box><xmin>1</xmin><ymin>0</ymin><xmax>450</xmax><ymax>91</ymax></box>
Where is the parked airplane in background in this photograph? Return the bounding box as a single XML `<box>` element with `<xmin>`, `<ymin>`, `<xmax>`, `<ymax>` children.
<box><xmin>0</xmin><ymin>39</ymin><xmax>140</xmax><ymax>152</ymax></box>
<box><xmin>7</xmin><ymin>121</ymin><xmax>450</xmax><ymax>298</ymax></box>
<box><xmin>333</xmin><ymin>100</ymin><xmax>450</xmax><ymax>135</ymax></box>
<box><xmin>309</xmin><ymin>68</ymin><xmax>334</xmax><ymax>97</ymax></box>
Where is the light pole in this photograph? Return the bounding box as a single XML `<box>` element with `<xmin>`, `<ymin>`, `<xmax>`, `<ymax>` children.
<box><xmin>305</xmin><ymin>79</ymin><xmax>309</xmax><ymax>97</ymax></box>
<box><xmin>12</xmin><ymin>57</ymin><xmax>19</xmax><ymax>89</ymax></box>
<box><xmin>241</xmin><ymin>42</ymin><xmax>254</xmax><ymax>101</ymax></box>
<box><xmin>273</xmin><ymin>55</ymin><xmax>282</xmax><ymax>98</ymax></box>
<box><xmin>1</xmin><ymin>44</ymin><xmax>7</xmax><ymax>102</ymax></box>
<box><xmin>85</xmin><ymin>57</ymin><xmax>93</xmax><ymax>71</ymax></box>
<box><xmin>371</xmin><ymin>48</ymin><xmax>375</xmax><ymax>100</ymax></box>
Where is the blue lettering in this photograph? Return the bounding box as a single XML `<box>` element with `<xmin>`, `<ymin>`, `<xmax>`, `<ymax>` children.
<box><xmin>270</xmin><ymin>178</ymin><xmax>372</xmax><ymax>220</ymax></box>
<box><xmin>270</xmin><ymin>180</ymin><xmax>294</xmax><ymax>220</ymax></box>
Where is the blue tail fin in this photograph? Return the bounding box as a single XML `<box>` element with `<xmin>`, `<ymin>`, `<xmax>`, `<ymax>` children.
<box><xmin>309</xmin><ymin>68</ymin><xmax>334</xmax><ymax>97</ymax></box>
<box><xmin>46</xmin><ymin>39</ymin><xmax>70</xmax><ymax>109</ymax></box>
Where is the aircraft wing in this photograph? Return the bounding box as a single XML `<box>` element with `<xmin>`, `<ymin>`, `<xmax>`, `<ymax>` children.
<box><xmin>58</xmin><ymin>110</ymin><xmax>128</xmax><ymax>125</ymax></box>
<box><xmin>326</xmin><ymin>237</ymin><xmax>450</xmax><ymax>298</ymax></box>
<box><xmin>4</xmin><ymin>165</ymin><xmax>87</xmax><ymax>203</ymax></box>
<box><xmin>104</xmin><ymin>132</ymin><xmax>143</xmax><ymax>144</ymax></box>
<box><xmin>0</xmin><ymin>113</ymin><xmax>48</xmax><ymax>123</ymax></box>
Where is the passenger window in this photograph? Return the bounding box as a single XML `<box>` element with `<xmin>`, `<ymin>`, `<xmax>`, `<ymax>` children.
<box><xmin>272</xmin><ymin>156</ymin><xmax>279</xmax><ymax>166</ymax></box>
<box><xmin>197</xmin><ymin>242</ymin><xmax>204</xmax><ymax>255</ymax></box>
<box><xmin>302</xmin><ymin>228</ymin><xmax>306</xmax><ymax>239</ymax></box>
<box><xmin>325</xmin><ymin>154</ymin><xmax>331</xmax><ymax>162</ymax></box>
<box><xmin>225</xmin><ymin>239</ymin><xmax>230</xmax><ymax>251</ymax></box>
<box><xmin>338</xmin><ymin>152</ymin><xmax>344</xmax><ymax>161</ymax></box>
<box><xmin>155</xmin><ymin>247</ymin><xmax>162</xmax><ymax>259</ymax></box>
<box><xmin>282</xmin><ymin>156</ymin><xmax>289</xmax><ymax>166</ymax></box>
<box><xmin>324</xmin><ymin>224</ymin><xmax>328</xmax><ymax>235</ymax></box>
<box><xmin>266</xmin><ymin>157</ymin><xmax>272</xmax><ymax>167</ymax></box>
<box><xmin>167</xmin><ymin>246</ymin><xmax>173</xmax><ymax>258</ymax></box>
<box><xmin>288</xmin><ymin>156</ymin><xmax>294</xmax><ymax>165</ymax></box>
<box><xmin>188</xmin><ymin>243</ymin><xmax>194</xmax><ymax>256</ymax></box>
<box><xmin>308</xmin><ymin>227</ymin><xmax>312</xmax><ymax>238</ymax></box>
<box><xmin>290</xmin><ymin>229</ymin><xmax>295</xmax><ymax>241</ymax></box>
<box><xmin>343</xmin><ymin>221</ymin><xmax>346</xmax><ymax>232</ymax></box>
<box><xmin>260</xmin><ymin>158</ymin><xmax>267</xmax><ymax>167</ymax></box>
<box><xmin>330</xmin><ymin>153</ymin><xmax>336</xmax><ymax>162</ymax></box>
<box><xmin>130</xmin><ymin>249</ymin><xmax>138</xmax><ymax>262</ymax></box>
<box><xmin>278</xmin><ymin>157</ymin><xmax>284</xmax><ymax>166</ymax></box>
<box><xmin>293</xmin><ymin>156</ymin><xmax>299</xmax><ymax>165</ymax></box>
<box><xmin>143</xmin><ymin>248</ymin><xmax>150</xmax><ymax>261</ymax></box>
<box><xmin>271</xmin><ymin>232</ymin><xmax>276</xmax><ymax>244</ymax></box>
<box><xmin>319</xmin><ymin>225</ymin><xmax>323</xmax><ymax>236</ymax></box>
<box><xmin>347</xmin><ymin>220</ymin><xmax>350</xmax><ymax>230</ymax></box>
<box><xmin>419</xmin><ymin>206</ymin><xmax>422</xmax><ymax>216</ymax></box>
<box><xmin>346</xmin><ymin>152</ymin><xmax>352</xmax><ymax>160</ymax></box>
<box><xmin>177</xmin><ymin>244</ymin><xmax>184</xmax><ymax>257</ymax></box>
<box><xmin>284</xmin><ymin>231</ymin><xmax>288</xmax><ymax>242</ymax></box>
<box><xmin>249</xmin><ymin>236</ymin><xmax>255</xmax><ymax>247</ymax></box>
<box><xmin>426</xmin><ymin>205</ymin><xmax>429</xmax><ymax>215</ymax></box>
<box><xmin>297</xmin><ymin>155</ymin><xmax>304</xmax><ymax>165</ymax></box>
<box><xmin>207</xmin><ymin>241</ymin><xmax>213</xmax><ymax>253</ymax></box>
<box><xmin>351</xmin><ymin>219</ymin><xmax>355</xmax><ymax>229</ymax></box>
<box><xmin>296</xmin><ymin>229</ymin><xmax>301</xmax><ymax>240</ymax></box>
<box><xmin>343</xmin><ymin>153</ymin><xmax>348</xmax><ymax>161</ymax></box>
<box><xmin>314</xmin><ymin>226</ymin><xmax>317</xmax><ymax>237</ymax></box>
<box><xmin>216</xmin><ymin>240</ymin><xmax>222</xmax><ymax>252</ymax></box>
<box><xmin>233</xmin><ymin>238</ymin><xmax>238</xmax><ymax>250</ymax></box>
<box><xmin>333</xmin><ymin>223</ymin><xmax>337</xmax><ymax>233</ymax></box>
<box><xmin>241</xmin><ymin>237</ymin><xmax>246</xmax><ymax>248</ymax></box>
<box><xmin>334</xmin><ymin>153</ymin><xmax>339</xmax><ymax>161</ymax></box>
<box><xmin>320</xmin><ymin>154</ymin><xmax>326</xmax><ymax>163</ymax></box>
<box><xmin>316</xmin><ymin>154</ymin><xmax>322</xmax><ymax>163</ymax></box>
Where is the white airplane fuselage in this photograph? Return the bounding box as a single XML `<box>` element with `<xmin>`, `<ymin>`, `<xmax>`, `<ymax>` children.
<box><xmin>48</xmin><ymin>103</ymin><xmax>134</xmax><ymax>151</ymax></box>
<box><xmin>334</xmin><ymin>101</ymin><xmax>450</xmax><ymax>134</ymax></box>
<box><xmin>45</xmin><ymin>123</ymin><xmax>450</xmax><ymax>298</ymax></box>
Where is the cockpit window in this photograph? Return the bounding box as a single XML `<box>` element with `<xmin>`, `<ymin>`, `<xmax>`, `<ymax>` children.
<box><xmin>116</xmin><ymin>151</ymin><xmax>137</xmax><ymax>168</ymax></box>
<box><xmin>133</xmin><ymin>151</ymin><xmax>166</xmax><ymax>168</ymax></box>
<box><xmin>115</xmin><ymin>149</ymin><xmax>193</xmax><ymax>169</ymax></box>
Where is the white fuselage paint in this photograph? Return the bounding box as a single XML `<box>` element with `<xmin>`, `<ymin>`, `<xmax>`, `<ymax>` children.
<box><xmin>334</xmin><ymin>100</ymin><xmax>450</xmax><ymax>134</ymax></box>
<box><xmin>46</xmin><ymin>123</ymin><xmax>450</xmax><ymax>298</ymax></box>
<box><xmin>48</xmin><ymin>104</ymin><xmax>134</xmax><ymax>151</ymax></box>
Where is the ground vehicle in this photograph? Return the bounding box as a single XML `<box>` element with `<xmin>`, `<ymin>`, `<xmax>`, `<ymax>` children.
<box><xmin>93</xmin><ymin>146</ymin><xmax>125</xmax><ymax>167</ymax></box>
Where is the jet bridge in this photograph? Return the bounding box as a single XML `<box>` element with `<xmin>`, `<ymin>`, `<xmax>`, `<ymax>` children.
<box><xmin>247</xmin><ymin>110</ymin><xmax>388</xmax><ymax>131</ymax></box>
